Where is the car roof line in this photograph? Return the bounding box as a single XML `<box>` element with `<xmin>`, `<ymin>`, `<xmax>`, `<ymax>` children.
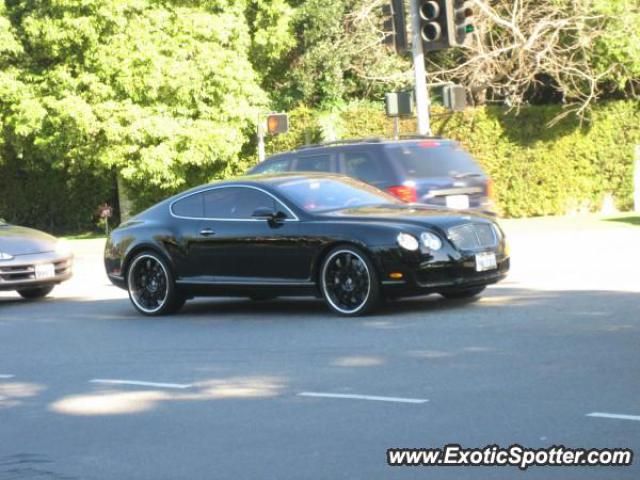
<box><xmin>275</xmin><ymin>135</ymin><xmax>449</xmax><ymax>154</ymax></box>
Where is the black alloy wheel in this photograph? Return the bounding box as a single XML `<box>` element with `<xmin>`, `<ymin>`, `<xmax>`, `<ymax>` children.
<box><xmin>320</xmin><ymin>246</ymin><xmax>380</xmax><ymax>316</ymax></box>
<box><xmin>126</xmin><ymin>252</ymin><xmax>185</xmax><ymax>315</ymax></box>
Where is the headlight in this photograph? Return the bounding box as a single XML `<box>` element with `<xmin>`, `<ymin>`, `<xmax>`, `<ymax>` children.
<box><xmin>421</xmin><ymin>232</ymin><xmax>442</xmax><ymax>251</ymax></box>
<box><xmin>55</xmin><ymin>239</ymin><xmax>72</xmax><ymax>256</ymax></box>
<box><xmin>0</xmin><ymin>252</ymin><xmax>13</xmax><ymax>260</ymax></box>
<box><xmin>397</xmin><ymin>233</ymin><xmax>419</xmax><ymax>251</ymax></box>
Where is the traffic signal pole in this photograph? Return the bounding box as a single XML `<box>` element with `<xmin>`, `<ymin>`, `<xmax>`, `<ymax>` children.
<box><xmin>410</xmin><ymin>0</ymin><xmax>432</xmax><ymax>136</ymax></box>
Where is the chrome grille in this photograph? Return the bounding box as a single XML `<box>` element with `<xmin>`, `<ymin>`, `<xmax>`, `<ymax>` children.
<box><xmin>448</xmin><ymin>223</ymin><xmax>498</xmax><ymax>250</ymax></box>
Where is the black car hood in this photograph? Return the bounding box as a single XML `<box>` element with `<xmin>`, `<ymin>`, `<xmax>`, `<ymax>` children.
<box><xmin>0</xmin><ymin>225</ymin><xmax>57</xmax><ymax>255</ymax></box>
<box><xmin>319</xmin><ymin>204</ymin><xmax>495</xmax><ymax>230</ymax></box>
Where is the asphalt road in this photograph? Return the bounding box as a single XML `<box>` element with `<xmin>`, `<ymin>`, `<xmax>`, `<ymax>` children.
<box><xmin>1</xmin><ymin>215</ymin><xmax>639</xmax><ymax>480</ymax></box>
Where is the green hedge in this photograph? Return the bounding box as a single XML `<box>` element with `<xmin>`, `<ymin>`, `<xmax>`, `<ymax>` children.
<box><xmin>266</xmin><ymin>100</ymin><xmax>640</xmax><ymax>217</ymax></box>
<box><xmin>0</xmin><ymin>155</ymin><xmax>118</xmax><ymax>234</ymax></box>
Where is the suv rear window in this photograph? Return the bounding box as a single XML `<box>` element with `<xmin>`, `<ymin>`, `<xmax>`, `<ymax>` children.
<box><xmin>386</xmin><ymin>143</ymin><xmax>483</xmax><ymax>177</ymax></box>
<box><xmin>294</xmin><ymin>154</ymin><xmax>331</xmax><ymax>172</ymax></box>
<box><xmin>251</xmin><ymin>157</ymin><xmax>290</xmax><ymax>174</ymax></box>
<box><xmin>343</xmin><ymin>151</ymin><xmax>391</xmax><ymax>187</ymax></box>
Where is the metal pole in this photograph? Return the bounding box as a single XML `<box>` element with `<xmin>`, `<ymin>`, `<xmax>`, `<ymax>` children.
<box><xmin>410</xmin><ymin>0</ymin><xmax>431</xmax><ymax>136</ymax></box>
<box><xmin>257</xmin><ymin>115</ymin><xmax>266</xmax><ymax>163</ymax></box>
<box><xmin>393</xmin><ymin>117</ymin><xmax>400</xmax><ymax>140</ymax></box>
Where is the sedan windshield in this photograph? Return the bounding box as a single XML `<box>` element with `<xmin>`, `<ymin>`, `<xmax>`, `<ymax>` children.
<box><xmin>275</xmin><ymin>177</ymin><xmax>401</xmax><ymax>213</ymax></box>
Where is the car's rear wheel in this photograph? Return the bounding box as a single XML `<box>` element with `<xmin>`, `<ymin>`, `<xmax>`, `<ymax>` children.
<box><xmin>440</xmin><ymin>286</ymin><xmax>486</xmax><ymax>299</ymax></box>
<box><xmin>126</xmin><ymin>252</ymin><xmax>185</xmax><ymax>316</ymax></box>
<box><xmin>320</xmin><ymin>246</ymin><xmax>380</xmax><ymax>316</ymax></box>
<box><xmin>17</xmin><ymin>285</ymin><xmax>54</xmax><ymax>300</ymax></box>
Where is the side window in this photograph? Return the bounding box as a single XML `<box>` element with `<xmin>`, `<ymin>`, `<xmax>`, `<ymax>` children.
<box><xmin>252</xmin><ymin>157</ymin><xmax>290</xmax><ymax>174</ymax></box>
<box><xmin>294</xmin><ymin>154</ymin><xmax>332</xmax><ymax>173</ymax></box>
<box><xmin>172</xmin><ymin>193</ymin><xmax>204</xmax><ymax>217</ymax></box>
<box><xmin>343</xmin><ymin>151</ymin><xmax>390</xmax><ymax>186</ymax></box>
<box><xmin>203</xmin><ymin>187</ymin><xmax>278</xmax><ymax>219</ymax></box>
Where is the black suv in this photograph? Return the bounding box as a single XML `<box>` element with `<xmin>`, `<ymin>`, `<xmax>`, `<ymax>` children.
<box><xmin>248</xmin><ymin>138</ymin><xmax>494</xmax><ymax>213</ymax></box>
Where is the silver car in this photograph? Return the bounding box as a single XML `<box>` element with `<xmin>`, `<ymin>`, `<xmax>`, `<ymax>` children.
<box><xmin>0</xmin><ymin>219</ymin><xmax>73</xmax><ymax>299</ymax></box>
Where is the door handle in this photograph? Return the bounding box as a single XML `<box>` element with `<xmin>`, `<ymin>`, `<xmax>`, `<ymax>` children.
<box><xmin>200</xmin><ymin>228</ymin><xmax>215</xmax><ymax>237</ymax></box>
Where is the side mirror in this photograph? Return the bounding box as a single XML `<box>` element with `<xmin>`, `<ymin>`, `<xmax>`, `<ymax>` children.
<box><xmin>252</xmin><ymin>207</ymin><xmax>275</xmax><ymax>219</ymax></box>
<box><xmin>251</xmin><ymin>207</ymin><xmax>288</xmax><ymax>224</ymax></box>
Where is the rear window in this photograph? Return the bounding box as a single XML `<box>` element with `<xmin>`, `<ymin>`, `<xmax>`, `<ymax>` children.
<box><xmin>386</xmin><ymin>143</ymin><xmax>483</xmax><ymax>178</ymax></box>
<box><xmin>294</xmin><ymin>154</ymin><xmax>332</xmax><ymax>172</ymax></box>
<box><xmin>343</xmin><ymin>150</ymin><xmax>391</xmax><ymax>187</ymax></box>
<box><xmin>251</xmin><ymin>157</ymin><xmax>290</xmax><ymax>174</ymax></box>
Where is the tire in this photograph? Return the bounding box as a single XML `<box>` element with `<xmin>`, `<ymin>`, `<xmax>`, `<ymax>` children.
<box><xmin>320</xmin><ymin>246</ymin><xmax>380</xmax><ymax>316</ymax></box>
<box><xmin>17</xmin><ymin>285</ymin><xmax>54</xmax><ymax>300</ymax></box>
<box><xmin>440</xmin><ymin>286</ymin><xmax>486</xmax><ymax>300</ymax></box>
<box><xmin>126</xmin><ymin>251</ymin><xmax>185</xmax><ymax>316</ymax></box>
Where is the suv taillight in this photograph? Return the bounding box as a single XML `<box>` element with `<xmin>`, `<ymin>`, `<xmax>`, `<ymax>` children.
<box><xmin>387</xmin><ymin>185</ymin><xmax>417</xmax><ymax>203</ymax></box>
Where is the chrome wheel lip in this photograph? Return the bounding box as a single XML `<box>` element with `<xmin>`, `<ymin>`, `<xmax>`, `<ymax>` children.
<box><xmin>321</xmin><ymin>249</ymin><xmax>371</xmax><ymax>315</ymax></box>
<box><xmin>127</xmin><ymin>254</ymin><xmax>169</xmax><ymax>314</ymax></box>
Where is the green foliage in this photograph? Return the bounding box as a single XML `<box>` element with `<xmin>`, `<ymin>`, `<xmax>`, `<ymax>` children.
<box><xmin>0</xmin><ymin>0</ymin><xmax>266</xmax><ymax>225</ymax></box>
<box><xmin>264</xmin><ymin>101</ymin><xmax>640</xmax><ymax>217</ymax></box>
<box><xmin>592</xmin><ymin>0</ymin><xmax>640</xmax><ymax>90</ymax></box>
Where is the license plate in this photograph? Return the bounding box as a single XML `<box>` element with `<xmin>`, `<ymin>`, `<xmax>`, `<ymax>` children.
<box><xmin>475</xmin><ymin>252</ymin><xmax>497</xmax><ymax>272</ymax></box>
<box><xmin>446</xmin><ymin>194</ymin><xmax>470</xmax><ymax>209</ymax></box>
<box><xmin>35</xmin><ymin>263</ymin><xmax>55</xmax><ymax>280</ymax></box>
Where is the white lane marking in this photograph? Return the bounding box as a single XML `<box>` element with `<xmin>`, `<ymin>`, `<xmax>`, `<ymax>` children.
<box><xmin>586</xmin><ymin>412</ymin><xmax>640</xmax><ymax>422</ymax></box>
<box><xmin>0</xmin><ymin>374</ymin><xmax>15</xmax><ymax>379</ymax></box>
<box><xmin>297</xmin><ymin>392</ymin><xmax>428</xmax><ymax>404</ymax></box>
<box><xmin>90</xmin><ymin>379</ymin><xmax>193</xmax><ymax>390</ymax></box>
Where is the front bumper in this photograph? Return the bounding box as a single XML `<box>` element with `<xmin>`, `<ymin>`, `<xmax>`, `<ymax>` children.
<box><xmin>0</xmin><ymin>251</ymin><xmax>73</xmax><ymax>291</ymax></box>
<box><xmin>376</xmin><ymin>243</ymin><xmax>509</xmax><ymax>296</ymax></box>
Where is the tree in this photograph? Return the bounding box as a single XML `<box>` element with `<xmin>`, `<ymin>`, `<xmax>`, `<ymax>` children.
<box><xmin>0</xmin><ymin>0</ymin><xmax>267</xmax><ymax>212</ymax></box>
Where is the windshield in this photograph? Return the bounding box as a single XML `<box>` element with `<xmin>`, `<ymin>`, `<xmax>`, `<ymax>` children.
<box><xmin>386</xmin><ymin>142</ymin><xmax>484</xmax><ymax>178</ymax></box>
<box><xmin>275</xmin><ymin>177</ymin><xmax>401</xmax><ymax>213</ymax></box>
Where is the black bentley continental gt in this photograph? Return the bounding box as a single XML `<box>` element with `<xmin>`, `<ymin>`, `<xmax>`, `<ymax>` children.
<box><xmin>104</xmin><ymin>174</ymin><xmax>509</xmax><ymax>316</ymax></box>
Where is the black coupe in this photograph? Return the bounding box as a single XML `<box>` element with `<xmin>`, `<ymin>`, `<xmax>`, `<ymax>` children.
<box><xmin>104</xmin><ymin>174</ymin><xmax>509</xmax><ymax>316</ymax></box>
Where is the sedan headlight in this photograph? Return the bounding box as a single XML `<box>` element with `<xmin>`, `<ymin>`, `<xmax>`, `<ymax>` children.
<box><xmin>0</xmin><ymin>252</ymin><xmax>13</xmax><ymax>260</ymax></box>
<box><xmin>55</xmin><ymin>239</ymin><xmax>72</xmax><ymax>256</ymax></box>
<box><xmin>397</xmin><ymin>233</ymin><xmax>419</xmax><ymax>251</ymax></box>
<box><xmin>420</xmin><ymin>232</ymin><xmax>442</xmax><ymax>251</ymax></box>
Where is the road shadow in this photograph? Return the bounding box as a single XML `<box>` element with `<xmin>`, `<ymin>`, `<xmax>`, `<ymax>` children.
<box><xmin>604</xmin><ymin>215</ymin><xmax>640</xmax><ymax>227</ymax></box>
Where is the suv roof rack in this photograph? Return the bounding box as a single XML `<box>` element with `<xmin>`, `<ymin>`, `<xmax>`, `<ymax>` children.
<box><xmin>296</xmin><ymin>135</ymin><xmax>447</xmax><ymax>151</ymax></box>
<box><xmin>297</xmin><ymin>138</ymin><xmax>384</xmax><ymax>150</ymax></box>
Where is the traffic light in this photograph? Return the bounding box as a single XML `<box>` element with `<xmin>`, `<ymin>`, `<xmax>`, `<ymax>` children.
<box><xmin>419</xmin><ymin>0</ymin><xmax>449</xmax><ymax>52</ymax></box>
<box><xmin>418</xmin><ymin>0</ymin><xmax>474</xmax><ymax>51</ymax></box>
<box><xmin>382</xmin><ymin>0</ymin><xmax>408</xmax><ymax>54</ymax></box>
<box><xmin>442</xmin><ymin>85</ymin><xmax>466</xmax><ymax>111</ymax></box>
<box><xmin>451</xmin><ymin>0</ymin><xmax>474</xmax><ymax>46</ymax></box>
<box><xmin>266</xmin><ymin>113</ymin><xmax>289</xmax><ymax>136</ymax></box>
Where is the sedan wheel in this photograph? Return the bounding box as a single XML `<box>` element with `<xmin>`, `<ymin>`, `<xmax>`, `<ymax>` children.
<box><xmin>127</xmin><ymin>252</ymin><xmax>185</xmax><ymax>316</ymax></box>
<box><xmin>320</xmin><ymin>247</ymin><xmax>380</xmax><ymax>316</ymax></box>
<box><xmin>17</xmin><ymin>285</ymin><xmax>54</xmax><ymax>300</ymax></box>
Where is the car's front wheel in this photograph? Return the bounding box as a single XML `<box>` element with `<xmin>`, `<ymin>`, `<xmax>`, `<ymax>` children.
<box><xmin>320</xmin><ymin>246</ymin><xmax>380</xmax><ymax>316</ymax></box>
<box><xmin>440</xmin><ymin>286</ymin><xmax>486</xmax><ymax>299</ymax></box>
<box><xmin>126</xmin><ymin>252</ymin><xmax>185</xmax><ymax>316</ymax></box>
<box><xmin>17</xmin><ymin>285</ymin><xmax>54</xmax><ymax>300</ymax></box>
